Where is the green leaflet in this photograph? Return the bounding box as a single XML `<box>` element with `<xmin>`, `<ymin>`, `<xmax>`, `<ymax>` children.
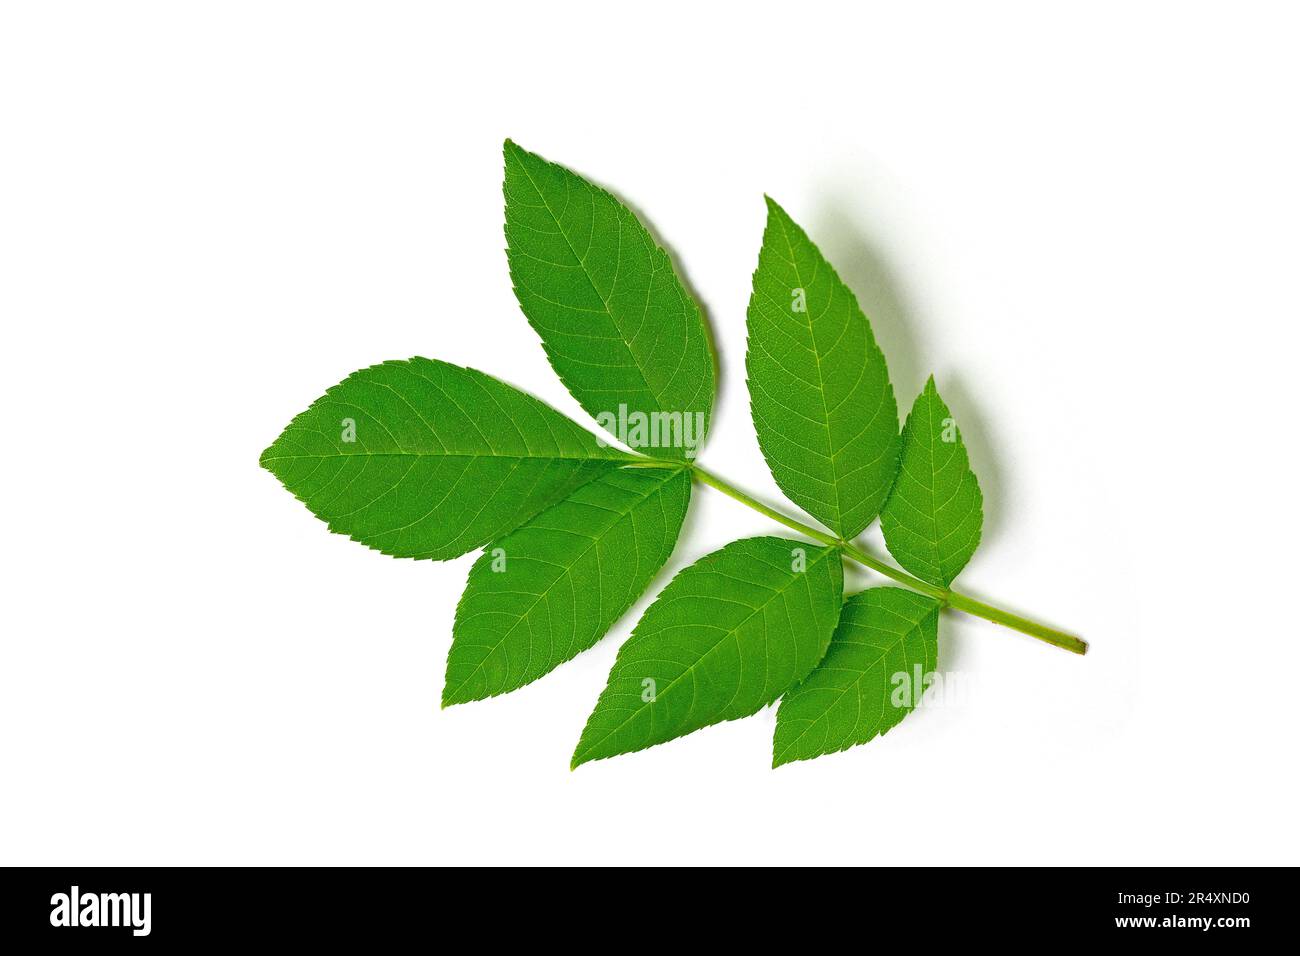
<box><xmin>572</xmin><ymin>536</ymin><xmax>843</xmax><ymax>768</ymax></box>
<box><xmin>443</xmin><ymin>466</ymin><xmax>691</xmax><ymax>705</ymax></box>
<box><xmin>503</xmin><ymin>140</ymin><xmax>715</xmax><ymax>459</ymax></box>
<box><xmin>773</xmin><ymin>587</ymin><xmax>940</xmax><ymax>767</ymax></box>
<box><xmin>746</xmin><ymin>197</ymin><xmax>900</xmax><ymax>538</ymax></box>
<box><xmin>260</xmin><ymin>358</ymin><xmax>626</xmax><ymax>560</ymax></box>
<box><xmin>879</xmin><ymin>377</ymin><xmax>984</xmax><ymax>586</ymax></box>
<box><xmin>257</xmin><ymin>145</ymin><xmax>1085</xmax><ymax>769</ymax></box>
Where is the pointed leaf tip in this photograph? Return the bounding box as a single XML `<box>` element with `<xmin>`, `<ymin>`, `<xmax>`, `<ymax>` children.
<box><xmin>773</xmin><ymin>587</ymin><xmax>940</xmax><ymax>765</ymax></box>
<box><xmin>259</xmin><ymin>358</ymin><xmax>624</xmax><ymax>561</ymax></box>
<box><xmin>443</xmin><ymin>467</ymin><xmax>691</xmax><ymax>704</ymax></box>
<box><xmin>880</xmin><ymin>379</ymin><xmax>983</xmax><ymax>586</ymax></box>
<box><xmin>504</xmin><ymin>145</ymin><xmax>715</xmax><ymax>460</ymax></box>
<box><xmin>745</xmin><ymin>203</ymin><xmax>900</xmax><ymax>537</ymax></box>
<box><xmin>572</xmin><ymin>536</ymin><xmax>843</xmax><ymax>765</ymax></box>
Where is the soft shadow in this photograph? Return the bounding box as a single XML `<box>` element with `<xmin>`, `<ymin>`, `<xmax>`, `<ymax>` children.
<box><xmin>807</xmin><ymin>199</ymin><xmax>926</xmax><ymax>399</ymax></box>
<box><xmin>806</xmin><ymin>199</ymin><xmax>1007</xmax><ymax>549</ymax></box>
<box><xmin>933</xmin><ymin>371</ymin><xmax>1008</xmax><ymax>548</ymax></box>
<box><xmin>936</xmin><ymin>610</ymin><xmax>967</xmax><ymax>675</ymax></box>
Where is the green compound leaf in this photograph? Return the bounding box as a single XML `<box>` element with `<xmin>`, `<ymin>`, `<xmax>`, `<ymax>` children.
<box><xmin>746</xmin><ymin>197</ymin><xmax>900</xmax><ymax>538</ymax></box>
<box><xmin>572</xmin><ymin>536</ymin><xmax>844</xmax><ymax>768</ymax></box>
<box><xmin>773</xmin><ymin>587</ymin><xmax>940</xmax><ymax>767</ymax></box>
<box><xmin>443</xmin><ymin>466</ymin><xmax>692</xmax><ymax>706</ymax></box>
<box><xmin>260</xmin><ymin>358</ymin><xmax>626</xmax><ymax>560</ymax></box>
<box><xmin>879</xmin><ymin>376</ymin><xmax>984</xmax><ymax>586</ymax></box>
<box><xmin>504</xmin><ymin>140</ymin><xmax>715</xmax><ymax>460</ymax></box>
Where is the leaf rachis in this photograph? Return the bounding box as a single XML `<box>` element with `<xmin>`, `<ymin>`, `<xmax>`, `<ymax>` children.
<box><xmin>260</xmin><ymin>140</ymin><xmax>1085</xmax><ymax>769</ymax></box>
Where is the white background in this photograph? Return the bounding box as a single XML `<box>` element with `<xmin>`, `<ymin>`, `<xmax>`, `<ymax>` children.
<box><xmin>2</xmin><ymin>2</ymin><xmax>1297</xmax><ymax>866</ymax></box>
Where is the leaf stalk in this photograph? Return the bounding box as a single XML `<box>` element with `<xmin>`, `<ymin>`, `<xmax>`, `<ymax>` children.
<box><xmin>686</xmin><ymin>462</ymin><xmax>1087</xmax><ymax>655</ymax></box>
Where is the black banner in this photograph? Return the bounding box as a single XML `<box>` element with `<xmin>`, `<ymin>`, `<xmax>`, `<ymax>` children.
<box><xmin>0</xmin><ymin>867</ymin><xmax>1280</xmax><ymax>944</ymax></box>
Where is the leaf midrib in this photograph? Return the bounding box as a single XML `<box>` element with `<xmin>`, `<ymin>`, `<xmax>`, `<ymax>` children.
<box><xmin>446</xmin><ymin>469</ymin><xmax>683</xmax><ymax>701</ymax></box>
<box><xmin>513</xmin><ymin>153</ymin><xmax>667</xmax><ymax>417</ymax></box>
<box><xmin>576</xmin><ymin>546</ymin><xmax>834</xmax><ymax>762</ymax></box>
<box><xmin>775</xmin><ymin>607</ymin><xmax>933</xmax><ymax>761</ymax></box>
<box><xmin>773</xmin><ymin>213</ymin><xmax>844</xmax><ymax>533</ymax></box>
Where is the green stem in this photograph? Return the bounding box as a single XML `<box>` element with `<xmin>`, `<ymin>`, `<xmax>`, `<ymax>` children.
<box><xmin>689</xmin><ymin>463</ymin><xmax>1087</xmax><ymax>656</ymax></box>
<box><xmin>943</xmin><ymin>591</ymin><xmax>1086</xmax><ymax>654</ymax></box>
